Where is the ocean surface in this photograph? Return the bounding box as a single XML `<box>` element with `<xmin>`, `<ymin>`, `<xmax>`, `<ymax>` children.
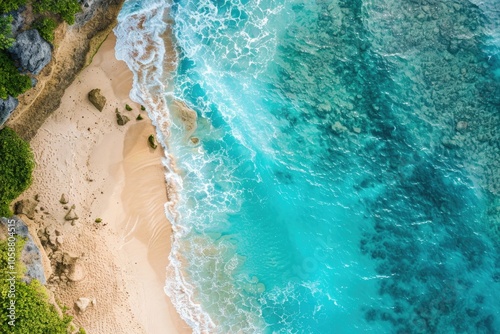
<box><xmin>115</xmin><ymin>0</ymin><xmax>500</xmax><ymax>333</ymax></box>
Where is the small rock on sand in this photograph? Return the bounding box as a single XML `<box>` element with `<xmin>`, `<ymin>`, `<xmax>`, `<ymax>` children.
<box><xmin>88</xmin><ymin>89</ymin><xmax>106</xmax><ymax>111</ymax></box>
<box><xmin>64</xmin><ymin>206</ymin><xmax>78</xmax><ymax>221</ymax></box>
<box><xmin>75</xmin><ymin>297</ymin><xmax>91</xmax><ymax>312</ymax></box>
<box><xmin>59</xmin><ymin>193</ymin><xmax>69</xmax><ymax>204</ymax></box>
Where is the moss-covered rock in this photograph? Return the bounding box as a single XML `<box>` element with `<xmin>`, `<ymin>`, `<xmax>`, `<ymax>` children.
<box><xmin>148</xmin><ymin>135</ymin><xmax>157</xmax><ymax>149</ymax></box>
<box><xmin>88</xmin><ymin>89</ymin><xmax>106</xmax><ymax>111</ymax></box>
<box><xmin>115</xmin><ymin>109</ymin><xmax>130</xmax><ymax>126</ymax></box>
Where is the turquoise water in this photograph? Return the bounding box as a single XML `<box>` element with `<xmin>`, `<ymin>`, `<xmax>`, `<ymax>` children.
<box><xmin>116</xmin><ymin>0</ymin><xmax>500</xmax><ymax>332</ymax></box>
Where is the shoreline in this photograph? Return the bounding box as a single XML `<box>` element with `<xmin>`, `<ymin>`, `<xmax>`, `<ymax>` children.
<box><xmin>17</xmin><ymin>33</ymin><xmax>190</xmax><ymax>333</ymax></box>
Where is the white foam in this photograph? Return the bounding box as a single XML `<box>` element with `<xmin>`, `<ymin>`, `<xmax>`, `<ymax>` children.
<box><xmin>115</xmin><ymin>1</ymin><xmax>217</xmax><ymax>332</ymax></box>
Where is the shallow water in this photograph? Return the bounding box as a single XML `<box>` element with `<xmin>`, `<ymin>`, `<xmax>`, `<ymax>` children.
<box><xmin>116</xmin><ymin>0</ymin><xmax>500</xmax><ymax>332</ymax></box>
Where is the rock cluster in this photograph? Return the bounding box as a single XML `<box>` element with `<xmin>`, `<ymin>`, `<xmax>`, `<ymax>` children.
<box><xmin>116</xmin><ymin>108</ymin><xmax>130</xmax><ymax>125</ymax></box>
<box><xmin>39</xmin><ymin>222</ymin><xmax>86</xmax><ymax>284</ymax></box>
<box><xmin>9</xmin><ymin>29</ymin><xmax>52</xmax><ymax>75</ymax></box>
<box><xmin>47</xmin><ymin>250</ymin><xmax>86</xmax><ymax>284</ymax></box>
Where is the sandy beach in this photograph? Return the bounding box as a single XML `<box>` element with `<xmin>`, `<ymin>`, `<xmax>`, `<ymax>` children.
<box><xmin>16</xmin><ymin>33</ymin><xmax>190</xmax><ymax>333</ymax></box>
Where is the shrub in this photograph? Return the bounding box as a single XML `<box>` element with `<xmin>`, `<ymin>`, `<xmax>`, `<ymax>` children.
<box><xmin>0</xmin><ymin>127</ymin><xmax>35</xmax><ymax>217</ymax></box>
<box><xmin>33</xmin><ymin>17</ymin><xmax>57</xmax><ymax>43</ymax></box>
<box><xmin>125</xmin><ymin>104</ymin><xmax>132</xmax><ymax>111</ymax></box>
<box><xmin>0</xmin><ymin>51</ymin><xmax>32</xmax><ymax>99</ymax></box>
<box><xmin>0</xmin><ymin>0</ymin><xmax>27</xmax><ymax>14</ymax></box>
<box><xmin>0</xmin><ymin>237</ymin><xmax>73</xmax><ymax>333</ymax></box>
<box><xmin>0</xmin><ymin>15</ymin><xmax>15</xmax><ymax>50</ymax></box>
<box><xmin>32</xmin><ymin>0</ymin><xmax>81</xmax><ymax>25</ymax></box>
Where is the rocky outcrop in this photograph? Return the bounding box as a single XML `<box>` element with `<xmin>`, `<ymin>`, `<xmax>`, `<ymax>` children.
<box><xmin>8</xmin><ymin>6</ymin><xmax>26</xmax><ymax>35</ymax></box>
<box><xmin>6</xmin><ymin>0</ymin><xmax>126</xmax><ymax>140</ymax></box>
<box><xmin>14</xmin><ymin>198</ymin><xmax>38</xmax><ymax>220</ymax></box>
<box><xmin>9</xmin><ymin>29</ymin><xmax>52</xmax><ymax>75</ymax></box>
<box><xmin>88</xmin><ymin>88</ymin><xmax>106</xmax><ymax>111</ymax></box>
<box><xmin>0</xmin><ymin>217</ymin><xmax>47</xmax><ymax>284</ymax></box>
<box><xmin>0</xmin><ymin>96</ymin><xmax>19</xmax><ymax>126</ymax></box>
<box><xmin>148</xmin><ymin>134</ymin><xmax>157</xmax><ymax>149</ymax></box>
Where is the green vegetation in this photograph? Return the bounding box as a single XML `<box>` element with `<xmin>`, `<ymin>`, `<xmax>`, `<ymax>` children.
<box><xmin>33</xmin><ymin>17</ymin><xmax>57</xmax><ymax>42</ymax></box>
<box><xmin>78</xmin><ymin>327</ymin><xmax>87</xmax><ymax>334</ymax></box>
<box><xmin>0</xmin><ymin>127</ymin><xmax>35</xmax><ymax>217</ymax></box>
<box><xmin>0</xmin><ymin>0</ymin><xmax>27</xmax><ymax>14</ymax></box>
<box><xmin>0</xmin><ymin>0</ymin><xmax>82</xmax><ymax>100</ymax></box>
<box><xmin>125</xmin><ymin>104</ymin><xmax>132</xmax><ymax>111</ymax></box>
<box><xmin>94</xmin><ymin>218</ymin><xmax>102</xmax><ymax>223</ymax></box>
<box><xmin>0</xmin><ymin>51</ymin><xmax>32</xmax><ymax>100</ymax></box>
<box><xmin>140</xmin><ymin>105</ymin><xmax>146</xmax><ymax>111</ymax></box>
<box><xmin>0</xmin><ymin>237</ymin><xmax>73</xmax><ymax>333</ymax></box>
<box><xmin>0</xmin><ymin>15</ymin><xmax>15</xmax><ymax>50</ymax></box>
<box><xmin>32</xmin><ymin>0</ymin><xmax>81</xmax><ymax>25</ymax></box>
<box><xmin>136</xmin><ymin>114</ymin><xmax>143</xmax><ymax>121</ymax></box>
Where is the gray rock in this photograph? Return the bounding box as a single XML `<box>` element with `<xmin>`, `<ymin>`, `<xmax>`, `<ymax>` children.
<box><xmin>9</xmin><ymin>29</ymin><xmax>52</xmax><ymax>75</ymax></box>
<box><xmin>0</xmin><ymin>96</ymin><xmax>19</xmax><ymax>126</ymax></box>
<box><xmin>76</xmin><ymin>0</ymin><xmax>97</xmax><ymax>26</ymax></box>
<box><xmin>88</xmin><ymin>89</ymin><xmax>106</xmax><ymax>111</ymax></box>
<box><xmin>8</xmin><ymin>6</ymin><xmax>26</xmax><ymax>35</ymax></box>
<box><xmin>1</xmin><ymin>217</ymin><xmax>47</xmax><ymax>284</ymax></box>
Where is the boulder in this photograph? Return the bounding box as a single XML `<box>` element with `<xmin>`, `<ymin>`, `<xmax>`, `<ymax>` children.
<box><xmin>14</xmin><ymin>199</ymin><xmax>38</xmax><ymax>219</ymax></box>
<box><xmin>9</xmin><ymin>29</ymin><xmax>52</xmax><ymax>75</ymax></box>
<box><xmin>88</xmin><ymin>89</ymin><xmax>106</xmax><ymax>111</ymax></box>
<box><xmin>0</xmin><ymin>96</ymin><xmax>19</xmax><ymax>126</ymax></box>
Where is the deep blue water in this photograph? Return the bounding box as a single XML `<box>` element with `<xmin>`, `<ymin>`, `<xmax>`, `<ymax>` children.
<box><xmin>116</xmin><ymin>0</ymin><xmax>500</xmax><ymax>332</ymax></box>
